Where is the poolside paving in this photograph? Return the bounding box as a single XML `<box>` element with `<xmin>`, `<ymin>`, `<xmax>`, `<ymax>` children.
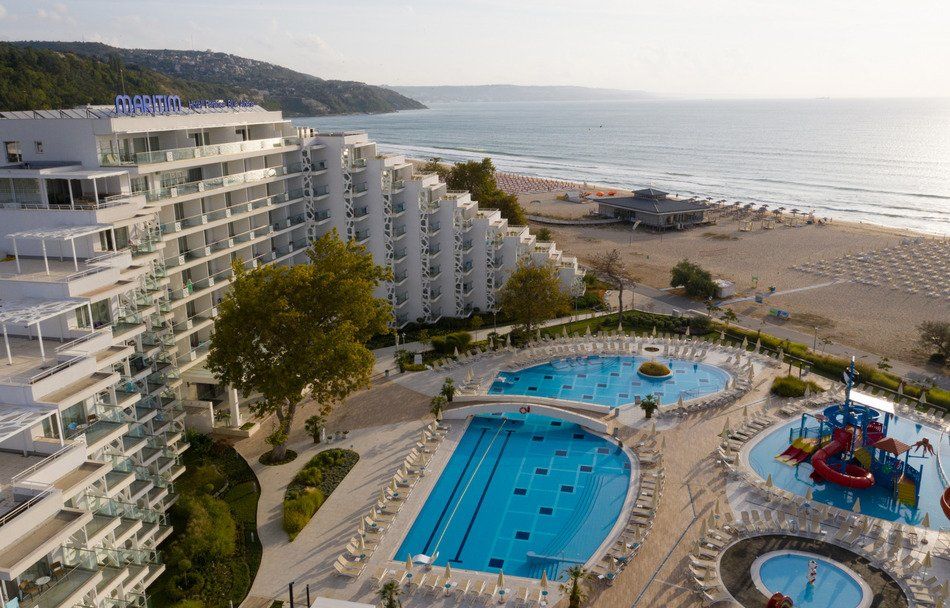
<box><xmin>238</xmin><ymin>343</ymin><xmax>944</xmax><ymax>608</ymax></box>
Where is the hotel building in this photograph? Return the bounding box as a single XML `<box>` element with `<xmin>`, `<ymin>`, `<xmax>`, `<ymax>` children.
<box><xmin>0</xmin><ymin>103</ymin><xmax>582</xmax><ymax>607</ymax></box>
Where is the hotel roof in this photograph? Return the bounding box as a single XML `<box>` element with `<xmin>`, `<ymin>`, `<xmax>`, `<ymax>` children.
<box><xmin>0</xmin><ymin>104</ymin><xmax>271</xmax><ymax>121</ymax></box>
<box><xmin>593</xmin><ymin>195</ymin><xmax>707</xmax><ymax>214</ymax></box>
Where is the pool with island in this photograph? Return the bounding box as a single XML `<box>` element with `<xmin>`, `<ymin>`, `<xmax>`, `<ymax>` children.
<box><xmin>396</xmin><ymin>412</ymin><xmax>633</xmax><ymax>580</ymax></box>
<box><xmin>487</xmin><ymin>355</ymin><xmax>731</xmax><ymax>408</ymax></box>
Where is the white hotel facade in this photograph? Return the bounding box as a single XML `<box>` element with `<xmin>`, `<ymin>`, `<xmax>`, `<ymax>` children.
<box><xmin>0</xmin><ymin>103</ymin><xmax>582</xmax><ymax>607</ymax></box>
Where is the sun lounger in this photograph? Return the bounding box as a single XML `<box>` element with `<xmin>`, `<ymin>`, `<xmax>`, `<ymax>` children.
<box><xmin>334</xmin><ymin>558</ymin><xmax>363</xmax><ymax>577</ymax></box>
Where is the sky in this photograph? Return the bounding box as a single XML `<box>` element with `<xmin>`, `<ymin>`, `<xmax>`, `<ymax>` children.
<box><xmin>1</xmin><ymin>0</ymin><xmax>949</xmax><ymax>98</ymax></box>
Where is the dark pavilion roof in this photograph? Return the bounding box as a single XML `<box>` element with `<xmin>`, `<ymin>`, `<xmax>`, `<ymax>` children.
<box><xmin>593</xmin><ymin>194</ymin><xmax>707</xmax><ymax>215</ymax></box>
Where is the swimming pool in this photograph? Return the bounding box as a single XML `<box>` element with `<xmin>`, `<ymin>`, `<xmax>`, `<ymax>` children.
<box><xmin>753</xmin><ymin>551</ymin><xmax>870</xmax><ymax>608</ymax></box>
<box><xmin>487</xmin><ymin>355</ymin><xmax>730</xmax><ymax>408</ymax></box>
<box><xmin>747</xmin><ymin>411</ymin><xmax>950</xmax><ymax>529</ymax></box>
<box><xmin>397</xmin><ymin>413</ymin><xmax>631</xmax><ymax>579</ymax></box>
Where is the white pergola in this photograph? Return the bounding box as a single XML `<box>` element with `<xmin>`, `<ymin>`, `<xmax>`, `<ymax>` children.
<box><xmin>0</xmin><ymin>166</ymin><xmax>128</xmax><ymax>209</ymax></box>
<box><xmin>7</xmin><ymin>224</ymin><xmax>110</xmax><ymax>274</ymax></box>
<box><xmin>0</xmin><ymin>404</ymin><xmax>61</xmax><ymax>447</ymax></box>
<box><xmin>0</xmin><ymin>297</ymin><xmax>91</xmax><ymax>364</ymax></box>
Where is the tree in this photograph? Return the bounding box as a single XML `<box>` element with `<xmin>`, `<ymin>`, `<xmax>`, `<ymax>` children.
<box><xmin>419</xmin><ymin>157</ymin><xmax>450</xmax><ymax>180</ymax></box>
<box><xmin>917</xmin><ymin>321</ymin><xmax>950</xmax><ymax>364</ymax></box>
<box><xmin>560</xmin><ymin>566</ymin><xmax>588</xmax><ymax>608</ymax></box>
<box><xmin>430</xmin><ymin>394</ymin><xmax>447</xmax><ymax>418</ymax></box>
<box><xmin>536</xmin><ymin>227</ymin><xmax>553</xmax><ymax>241</ymax></box>
<box><xmin>208</xmin><ymin>230</ymin><xmax>392</xmax><ymax>460</ymax></box>
<box><xmin>377</xmin><ymin>580</ymin><xmax>402</xmax><ymax>608</ymax></box>
<box><xmin>876</xmin><ymin>357</ymin><xmax>892</xmax><ymax>373</ymax></box>
<box><xmin>441</xmin><ymin>378</ymin><xmax>456</xmax><ymax>402</ymax></box>
<box><xmin>304</xmin><ymin>415</ymin><xmax>326</xmax><ymax>444</ymax></box>
<box><xmin>444</xmin><ymin>158</ymin><xmax>527</xmax><ymax>225</ymax></box>
<box><xmin>670</xmin><ymin>259</ymin><xmax>717</xmax><ymax>299</ymax></box>
<box><xmin>720</xmin><ymin>308</ymin><xmax>738</xmax><ymax>326</ymax></box>
<box><xmin>498</xmin><ymin>262</ymin><xmax>569</xmax><ymax>332</ymax></box>
<box><xmin>170</xmin><ymin>495</ymin><xmax>236</xmax><ymax>564</ymax></box>
<box><xmin>639</xmin><ymin>394</ymin><xmax>659</xmax><ymax>419</ymax></box>
<box><xmin>589</xmin><ymin>249</ymin><xmax>639</xmax><ymax>317</ymax></box>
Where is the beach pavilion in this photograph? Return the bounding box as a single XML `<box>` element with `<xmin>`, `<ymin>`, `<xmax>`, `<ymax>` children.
<box><xmin>593</xmin><ymin>188</ymin><xmax>708</xmax><ymax>230</ymax></box>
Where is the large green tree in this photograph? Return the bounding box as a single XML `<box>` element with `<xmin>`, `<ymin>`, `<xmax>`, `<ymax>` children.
<box><xmin>498</xmin><ymin>262</ymin><xmax>569</xmax><ymax>332</ymax></box>
<box><xmin>208</xmin><ymin>230</ymin><xmax>392</xmax><ymax>460</ymax></box>
<box><xmin>444</xmin><ymin>158</ymin><xmax>527</xmax><ymax>225</ymax></box>
<box><xmin>670</xmin><ymin>259</ymin><xmax>717</xmax><ymax>299</ymax></box>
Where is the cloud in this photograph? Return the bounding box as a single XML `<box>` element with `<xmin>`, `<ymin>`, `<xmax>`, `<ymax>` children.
<box><xmin>0</xmin><ymin>4</ymin><xmax>6</xmax><ymax>20</ymax></box>
<box><xmin>36</xmin><ymin>2</ymin><xmax>72</xmax><ymax>24</ymax></box>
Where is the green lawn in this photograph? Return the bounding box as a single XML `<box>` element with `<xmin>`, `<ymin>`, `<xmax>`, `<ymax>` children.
<box><xmin>148</xmin><ymin>435</ymin><xmax>262</xmax><ymax>608</ymax></box>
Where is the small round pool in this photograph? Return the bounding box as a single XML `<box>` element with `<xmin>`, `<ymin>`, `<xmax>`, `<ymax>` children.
<box><xmin>752</xmin><ymin>551</ymin><xmax>871</xmax><ymax>608</ymax></box>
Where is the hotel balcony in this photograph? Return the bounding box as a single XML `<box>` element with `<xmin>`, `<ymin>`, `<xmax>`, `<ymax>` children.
<box><xmin>99</xmin><ymin>136</ymin><xmax>300</xmax><ymax>167</ymax></box>
<box><xmin>353</xmin><ymin>206</ymin><xmax>370</xmax><ymax>221</ymax></box>
<box><xmin>308</xmin><ymin>184</ymin><xmax>331</xmax><ymax>200</ymax></box>
<box><xmin>429</xmin><ymin>221</ymin><xmax>441</xmax><ymax>234</ymax></box>
<box><xmin>429</xmin><ymin>265</ymin><xmax>441</xmax><ymax>279</ymax></box>
<box><xmin>393</xmin><ymin>248</ymin><xmax>408</xmax><ymax>264</ymax></box>
<box><xmin>393</xmin><ymin>271</ymin><xmax>408</xmax><ymax>286</ymax></box>
<box><xmin>309</xmin><ymin>160</ymin><xmax>328</xmax><ymax>174</ymax></box>
<box><xmin>159</xmin><ymin>190</ymin><xmax>304</xmax><ymax>238</ymax></box>
<box><xmin>392</xmin><ymin>202</ymin><xmax>406</xmax><ymax>216</ymax></box>
<box><xmin>19</xmin><ymin>565</ymin><xmax>102</xmax><ymax>608</ymax></box>
<box><xmin>393</xmin><ymin>225</ymin><xmax>407</xmax><ymax>241</ymax></box>
<box><xmin>354</xmin><ymin>230</ymin><xmax>371</xmax><ymax>245</ymax></box>
<box><xmin>313</xmin><ymin>209</ymin><xmax>331</xmax><ymax>225</ymax></box>
<box><xmin>462</xmin><ymin>240</ymin><xmax>474</xmax><ymax>253</ymax></box>
<box><xmin>349</xmin><ymin>183</ymin><xmax>369</xmax><ymax>198</ymax></box>
<box><xmin>348</xmin><ymin>157</ymin><xmax>367</xmax><ymax>171</ymax></box>
<box><xmin>394</xmin><ymin>292</ymin><xmax>409</xmax><ymax>309</ymax></box>
<box><xmin>141</xmin><ymin>165</ymin><xmax>299</xmax><ymax>204</ymax></box>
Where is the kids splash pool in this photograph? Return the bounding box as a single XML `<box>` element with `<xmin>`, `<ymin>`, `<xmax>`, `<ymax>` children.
<box><xmin>487</xmin><ymin>355</ymin><xmax>730</xmax><ymax>408</ymax></box>
<box><xmin>747</xmin><ymin>404</ymin><xmax>950</xmax><ymax>529</ymax></box>
<box><xmin>753</xmin><ymin>551</ymin><xmax>871</xmax><ymax>608</ymax></box>
<box><xmin>397</xmin><ymin>412</ymin><xmax>631</xmax><ymax>579</ymax></box>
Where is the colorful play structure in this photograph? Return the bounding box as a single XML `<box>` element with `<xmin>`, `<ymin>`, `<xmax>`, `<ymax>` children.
<box><xmin>766</xmin><ymin>592</ymin><xmax>793</xmax><ymax>608</ymax></box>
<box><xmin>775</xmin><ymin>358</ymin><xmax>926</xmax><ymax>509</ymax></box>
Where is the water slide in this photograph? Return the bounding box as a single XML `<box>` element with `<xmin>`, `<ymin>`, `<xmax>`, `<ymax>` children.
<box><xmin>775</xmin><ymin>437</ymin><xmax>818</xmax><ymax>465</ymax></box>
<box><xmin>809</xmin><ymin>429</ymin><xmax>875</xmax><ymax>489</ymax></box>
<box><xmin>941</xmin><ymin>487</ymin><xmax>950</xmax><ymax>520</ymax></box>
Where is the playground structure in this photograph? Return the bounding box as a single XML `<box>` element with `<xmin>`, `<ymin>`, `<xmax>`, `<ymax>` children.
<box><xmin>775</xmin><ymin>359</ymin><xmax>925</xmax><ymax>508</ymax></box>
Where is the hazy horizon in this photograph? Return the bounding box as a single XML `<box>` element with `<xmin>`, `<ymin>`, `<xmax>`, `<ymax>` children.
<box><xmin>0</xmin><ymin>1</ymin><xmax>948</xmax><ymax>99</ymax></box>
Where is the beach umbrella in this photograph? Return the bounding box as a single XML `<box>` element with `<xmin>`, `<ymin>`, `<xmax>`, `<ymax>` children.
<box><xmin>742</xmin><ymin>404</ymin><xmax>749</xmax><ymax>418</ymax></box>
<box><xmin>804</xmin><ymin>386</ymin><xmax>812</xmax><ymax>399</ymax></box>
<box><xmin>536</xmin><ymin>328</ymin><xmax>542</xmax><ymax>342</ymax></box>
<box><xmin>765</xmin><ymin>474</ymin><xmax>773</xmax><ymax>488</ymax></box>
<box><xmin>466</xmin><ymin>369</ymin><xmax>474</xmax><ymax>382</ymax></box>
<box><xmin>805</xmin><ymin>488</ymin><xmax>813</xmax><ymax>501</ymax></box>
<box><xmin>748</xmin><ymin>366</ymin><xmax>755</xmax><ymax>382</ymax></box>
<box><xmin>677</xmin><ymin>395</ymin><xmax>685</xmax><ymax>408</ymax></box>
<box><xmin>357</xmin><ymin>534</ymin><xmax>365</xmax><ymax>551</ymax></box>
<box><xmin>405</xmin><ymin>554</ymin><xmax>413</xmax><ymax>573</ymax></box>
<box><xmin>562</xmin><ymin>326</ymin><xmax>568</xmax><ymax>338</ymax></box>
<box><xmin>436</xmin><ymin>409</ymin><xmax>443</xmax><ymax>422</ymax></box>
<box><xmin>650</xmin><ymin>420</ymin><xmax>657</xmax><ymax>434</ymax></box>
<box><xmin>359</xmin><ymin>519</ymin><xmax>366</xmax><ymax>536</ymax></box>
<box><xmin>380</xmin><ymin>488</ymin><xmax>387</xmax><ymax>504</ymax></box>
<box><xmin>921</xmin><ymin>392</ymin><xmax>928</xmax><ymax>406</ymax></box>
<box><xmin>922</xmin><ymin>513</ymin><xmax>931</xmax><ymax>528</ymax></box>
<box><xmin>685</xmin><ymin>325</ymin><xmax>690</xmax><ymax>337</ymax></box>
<box><xmin>390</xmin><ymin>478</ymin><xmax>399</xmax><ymax>493</ymax></box>
<box><xmin>754</xmin><ymin>338</ymin><xmax>761</xmax><ymax>351</ymax></box>
<box><xmin>922</xmin><ymin>550</ymin><xmax>933</xmax><ymax>569</ymax></box>
<box><xmin>618</xmin><ymin>320</ymin><xmax>623</xmax><ymax>332</ymax></box>
<box><xmin>453</xmin><ymin>346</ymin><xmax>460</xmax><ymax>358</ymax></box>
<box><xmin>741</xmin><ymin>337</ymin><xmax>748</xmax><ymax>349</ymax></box>
<box><xmin>660</xmin><ymin>436</ymin><xmax>666</xmax><ymax>450</ymax></box>
<box><xmin>540</xmin><ymin>571</ymin><xmax>549</xmax><ymax>593</ymax></box>
<box><xmin>938</xmin><ymin>581</ymin><xmax>947</xmax><ymax>603</ymax></box>
<box><xmin>706</xmin><ymin>512</ymin><xmax>717</xmax><ymax>529</ymax></box>
<box><xmin>714</xmin><ymin>498</ymin><xmax>721</xmax><ymax>515</ymax></box>
<box><xmin>852</xmin><ymin>498</ymin><xmax>861</xmax><ymax>513</ymax></box>
<box><xmin>444</xmin><ymin>563</ymin><xmax>452</xmax><ymax>580</ymax></box>
<box><xmin>652</xmin><ymin>326</ymin><xmax>657</xmax><ymax>337</ymax></box>
<box><xmin>505</xmin><ymin>334</ymin><xmax>511</xmax><ymax>347</ymax></box>
<box><xmin>719</xmin><ymin>330</ymin><xmax>725</xmax><ymax>341</ymax></box>
<box><xmin>497</xmin><ymin>570</ymin><xmax>506</xmax><ymax>589</ymax></box>
<box><xmin>489</xmin><ymin>335</ymin><xmax>495</xmax><ymax>349</ymax></box>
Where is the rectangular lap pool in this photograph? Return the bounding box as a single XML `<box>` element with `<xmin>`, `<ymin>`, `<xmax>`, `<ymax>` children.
<box><xmin>397</xmin><ymin>413</ymin><xmax>631</xmax><ymax>579</ymax></box>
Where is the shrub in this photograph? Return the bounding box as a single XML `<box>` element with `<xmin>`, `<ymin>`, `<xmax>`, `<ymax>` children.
<box><xmin>172</xmin><ymin>495</ymin><xmax>237</xmax><ymax>562</ymax></box>
<box><xmin>171</xmin><ymin>600</ymin><xmax>206</xmax><ymax>608</ymax></box>
<box><xmin>771</xmin><ymin>375</ymin><xmax>822</xmax><ymax>398</ymax></box>
<box><xmin>282</xmin><ymin>449</ymin><xmax>359</xmax><ymax>541</ymax></box>
<box><xmin>670</xmin><ymin>259</ymin><xmax>717</xmax><ymax>299</ymax></box>
<box><xmin>181</xmin><ymin>465</ymin><xmax>226</xmax><ymax>496</ymax></box>
<box><xmin>638</xmin><ymin>361</ymin><xmax>672</xmax><ymax>377</ymax></box>
<box><xmin>168</xmin><ymin>572</ymin><xmax>204</xmax><ymax>600</ymax></box>
<box><xmin>430</xmin><ymin>331</ymin><xmax>473</xmax><ymax>355</ymax></box>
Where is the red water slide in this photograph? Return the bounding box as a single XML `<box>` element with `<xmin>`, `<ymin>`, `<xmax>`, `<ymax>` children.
<box><xmin>810</xmin><ymin>429</ymin><xmax>875</xmax><ymax>489</ymax></box>
<box><xmin>941</xmin><ymin>487</ymin><xmax>950</xmax><ymax>520</ymax></box>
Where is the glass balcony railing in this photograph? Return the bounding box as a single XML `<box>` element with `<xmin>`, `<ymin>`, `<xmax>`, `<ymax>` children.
<box><xmin>141</xmin><ymin>166</ymin><xmax>291</xmax><ymax>203</ymax></box>
<box><xmin>159</xmin><ymin>190</ymin><xmax>303</xmax><ymax>235</ymax></box>
<box><xmin>100</xmin><ymin>136</ymin><xmax>300</xmax><ymax>166</ymax></box>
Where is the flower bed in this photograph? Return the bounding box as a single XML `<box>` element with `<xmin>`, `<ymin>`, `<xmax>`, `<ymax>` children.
<box><xmin>283</xmin><ymin>449</ymin><xmax>360</xmax><ymax>540</ymax></box>
<box><xmin>637</xmin><ymin>361</ymin><xmax>673</xmax><ymax>378</ymax></box>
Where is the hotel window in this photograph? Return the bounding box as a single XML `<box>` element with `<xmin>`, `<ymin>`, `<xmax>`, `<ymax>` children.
<box><xmin>191</xmin><ymin>131</ymin><xmax>211</xmax><ymax>147</ymax></box>
<box><xmin>236</xmin><ymin>127</ymin><xmax>249</xmax><ymax>141</ymax></box>
<box><xmin>131</xmin><ymin>176</ymin><xmax>148</xmax><ymax>194</ymax></box>
<box><xmin>34</xmin><ymin>141</ymin><xmax>44</xmax><ymax>154</ymax></box>
<box><xmin>4</xmin><ymin>141</ymin><xmax>22</xmax><ymax>162</ymax></box>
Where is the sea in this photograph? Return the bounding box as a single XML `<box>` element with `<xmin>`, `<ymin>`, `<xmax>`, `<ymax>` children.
<box><xmin>294</xmin><ymin>98</ymin><xmax>950</xmax><ymax>235</ymax></box>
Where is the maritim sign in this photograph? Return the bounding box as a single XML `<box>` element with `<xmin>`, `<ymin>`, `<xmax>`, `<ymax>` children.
<box><xmin>114</xmin><ymin>94</ymin><xmax>255</xmax><ymax>115</ymax></box>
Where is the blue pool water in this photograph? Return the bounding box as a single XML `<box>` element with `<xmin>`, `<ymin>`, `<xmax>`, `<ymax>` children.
<box><xmin>488</xmin><ymin>355</ymin><xmax>730</xmax><ymax>407</ymax></box>
<box><xmin>397</xmin><ymin>413</ymin><xmax>631</xmax><ymax>579</ymax></box>
<box><xmin>748</xmin><ymin>412</ymin><xmax>950</xmax><ymax>529</ymax></box>
<box><xmin>757</xmin><ymin>553</ymin><xmax>866</xmax><ymax>608</ymax></box>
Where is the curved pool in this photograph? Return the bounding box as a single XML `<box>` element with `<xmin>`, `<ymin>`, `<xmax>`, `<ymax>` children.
<box><xmin>753</xmin><ymin>551</ymin><xmax>870</xmax><ymax>608</ymax></box>
<box><xmin>747</xmin><ymin>411</ymin><xmax>950</xmax><ymax>529</ymax></box>
<box><xmin>488</xmin><ymin>355</ymin><xmax>730</xmax><ymax>408</ymax></box>
<box><xmin>397</xmin><ymin>413</ymin><xmax>631</xmax><ymax>579</ymax></box>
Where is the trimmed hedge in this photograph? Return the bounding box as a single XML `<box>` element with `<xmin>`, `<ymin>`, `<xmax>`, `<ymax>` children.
<box><xmin>431</xmin><ymin>331</ymin><xmax>473</xmax><ymax>355</ymax></box>
<box><xmin>283</xmin><ymin>449</ymin><xmax>359</xmax><ymax>540</ymax></box>
<box><xmin>771</xmin><ymin>375</ymin><xmax>823</xmax><ymax>398</ymax></box>
<box><xmin>638</xmin><ymin>361</ymin><xmax>672</xmax><ymax>377</ymax></box>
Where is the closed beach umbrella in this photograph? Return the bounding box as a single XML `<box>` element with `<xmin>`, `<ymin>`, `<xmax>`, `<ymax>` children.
<box><xmin>357</xmin><ymin>534</ymin><xmax>365</xmax><ymax>550</ymax></box>
<box><xmin>505</xmin><ymin>334</ymin><xmax>511</xmax><ymax>347</ymax></box>
<box><xmin>685</xmin><ymin>325</ymin><xmax>690</xmax><ymax>337</ymax></box>
<box><xmin>765</xmin><ymin>473</ymin><xmax>773</xmax><ymax>488</ymax></box>
<box><xmin>754</xmin><ymin>337</ymin><xmax>761</xmax><ymax>351</ymax></box>
<box><xmin>359</xmin><ymin>519</ymin><xmax>366</xmax><ymax>536</ymax></box>
<box><xmin>405</xmin><ymin>554</ymin><xmax>413</xmax><ymax>572</ymax></box>
<box><xmin>741</xmin><ymin>336</ymin><xmax>748</xmax><ymax>349</ymax></box>
<box><xmin>922</xmin><ymin>513</ymin><xmax>931</xmax><ymax>528</ymax></box>
<box><xmin>650</xmin><ymin>420</ymin><xmax>657</xmax><ymax>434</ymax></box>
<box><xmin>719</xmin><ymin>330</ymin><xmax>725</xmax><ymax>341</ymax></box>
<box><xmin>586</xmin><ymin>325</ymin><xmax>592</xmax><ymax>337</ymax></box>
<box><xmin>921</xmin><ymin>392</ymin><xmax>928</xmax><ymax>406</ymax></box>
<box><xmin>742</xmin><ymin>404</ymin><xmax>749</xmax><ymax>418</ymax></box>
<box><xmin>852</xmin><ymin>498</ymin><xmax>861</xmax><ymax>513</ymax></box>
<box><xmin>660</xmin><ymin>436</ymin><xmax>666</xmax><ymax>450</ymax></box>
<box><xmin>444</xmin><ymin>563</ymin><xmax>452</xmax><ymax>580</ymax></box>
<box><xmin>805</xmin><ymin>488</ymin><xmax>813</xmax><ymax>501</ymax></box>
<box><xmin>652</xmin><ymin>326</ymin><xmax>657</xmax><ymax>337</ymax></box>
<box><xmin>540</xmin><ymin>571</ymin><xmax>548</xmax><ymax>590</ymax></box>
<box><xmin>380</xmin><ymin>488</ymin><xmax>387</xmax><ymax>503</ymax></box>
<box><xmin>497</xmin><ymin>570</ymin><xmax>506</xmax><ymax>589</ymax></box>
<box><xmin>922</xmin><ymin>550</ymin><xmax>933</xmax><ymax>569</ymax></box>
<box><xmin>748</xmin><ymin>366</ymin><xmax>755</xmax><ymax>382</ymax></box>
<box><xmin>436</xmin><ymin>409</ymin><xmax>443</xmax><ymax>422</ymax></box>
<box><xmin>562</xmin><ymin>326</ymin><xmax>568</xmax><ymax>338</ymax></box>
<box><xmin>453</xmin><ymin>346</ymin><xmax>460</xmax><ymax>358</ymax></box>
<box><xmin>618</xmin><ymin>320</ymin><xmax>623</xmax><ymax>332</ymax></box>
<box><xmin>938</xmin><ymin>581</ymin><xmax>947</xmax><ymax>603</ymax></box>
<box><xmin>677</xmin><ymin>395</ymin><xmax>685</xmax><ymax>408</ymax></box>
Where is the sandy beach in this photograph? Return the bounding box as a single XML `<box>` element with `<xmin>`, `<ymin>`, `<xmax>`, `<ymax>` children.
<box><xmin>514</xmin><ymin>184</ymin><xmax>947</xmax><ymax>367</ymax></box>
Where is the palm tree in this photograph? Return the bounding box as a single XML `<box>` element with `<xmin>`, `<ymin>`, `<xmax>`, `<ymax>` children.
<box><xmin>559</xmin><ymin>566</ymin><xmax>588</xmax><ymax>608</ymax></box>
<box><xmin>430</xmin><ymin>394</ymin><xmax>447</xmax><ymax>418</ymax></box>
<box><xmin>377</xmin><ymin>579</ymin><xmax>402</xmax><ymax>608</ymax></box>
<box><xmin>640</xmin><ymin>394</ymin><xmax>659</xmax><ymax>419</ymax></box>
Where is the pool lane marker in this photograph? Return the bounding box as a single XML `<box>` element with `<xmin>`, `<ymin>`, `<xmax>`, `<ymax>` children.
<box><xmin>420</xmin><ymin>427</ymin><xmax>490</xmax><ymax>555</ymax></box>
<box><xmin>452</xmin><ymin>429</ymin><xmax>515</xmax><ymax>563</ymax></box>
<box><xmin>428</xmin><ymin>418</ymin><xmax>510</xmax><ymax>562</ymax></box>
